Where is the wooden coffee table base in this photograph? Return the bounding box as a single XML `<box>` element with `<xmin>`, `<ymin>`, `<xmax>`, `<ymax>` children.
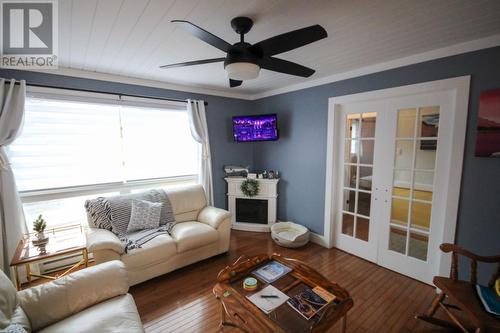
<box><xmin>213</xmin><ymin>254</ymin><xmax>353</xmax><ymax>333</ymax></box>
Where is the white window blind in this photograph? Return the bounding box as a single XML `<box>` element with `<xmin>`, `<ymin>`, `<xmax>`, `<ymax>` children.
<box><xmin>6</xmin><ymin>92</ymin><xmax>199</xmax><ymax>229</ymax></box>
<box><xmin>120</xmin><ymin>106</ymin><xmax>198</xmax><ymax>181</ymax></box>
<box><xmin>8</xmin><ymin>98</ymin><xmax>124</xmax><ymax>191</ymax></box>
<box><xmin>8</xmin><ymin>96</ymin><xmax>199</xmax><ymax>192</ymax></box>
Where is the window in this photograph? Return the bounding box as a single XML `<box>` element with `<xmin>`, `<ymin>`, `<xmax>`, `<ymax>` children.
<box><xmin>7</xmin><ymin>89</ymin><xmax>199</xmax><ymax>229</ymax></box>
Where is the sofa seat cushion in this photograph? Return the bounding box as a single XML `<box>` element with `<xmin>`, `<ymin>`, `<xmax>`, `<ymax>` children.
<box><xmin>121</xmin><ymin>234</ymin><xmax>176</xmax><ymax>269</ymax></box>
<box><xmin>38</xmin><ymin>294</ymin><xmax>143</xmax><ymax>333</ymax></box>
<box><xmin>171</xmin><ymin>221</ymin><xmax>218</xmax><ymax>253</ymax></box>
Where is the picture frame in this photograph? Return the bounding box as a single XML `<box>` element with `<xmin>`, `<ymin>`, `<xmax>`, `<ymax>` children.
<box><xmin>475</xmin><ymin>88</ymin><xmax>500</xmax><ymax>157</ymax></box>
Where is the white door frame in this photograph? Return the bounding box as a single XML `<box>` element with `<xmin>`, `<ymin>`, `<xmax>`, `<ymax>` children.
<box><xmin>323</xmin><ymin>76</ymin><xmax>470</xmax><ymax>280</ymax></box>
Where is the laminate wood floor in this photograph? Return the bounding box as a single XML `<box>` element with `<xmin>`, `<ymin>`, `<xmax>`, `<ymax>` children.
<box><xmin>130</xmin><ymin>230</ymin><xmax>454</xmax><ymax>333</ymax></box>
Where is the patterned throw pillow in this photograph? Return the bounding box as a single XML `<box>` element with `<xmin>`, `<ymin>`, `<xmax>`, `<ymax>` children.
<box><xmin>126</xmin><ymin>200</ymin><xmax>163</xmax><ymax>233</ymax></box>
<box><xmin>84</xmin><ymin>197</ymin><xmax>113</xmax><ymax>230</ymax></box>
<box><xmin>0</xmin><ymin>324</ymin><xmax>28</xmax><ymax>333</ymax></box>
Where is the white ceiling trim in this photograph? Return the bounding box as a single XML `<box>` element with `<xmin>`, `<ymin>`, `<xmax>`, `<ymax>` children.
<box><xmin>251</xmin><ymin>33</ymin><xmax>500</xmax><ymax>99</ymax></box>
<box><xmin>21</xmin><ymin>33</ymin><xmax>500</xmax><ymax>101</ymax></box>
<box><xmin>19</xmin><ymin>67</ymin><xmax>254</xmax><ymax>100</ymax></box>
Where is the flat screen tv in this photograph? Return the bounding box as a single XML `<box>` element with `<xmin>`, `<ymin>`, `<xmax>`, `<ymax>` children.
<box><xmin>232</xmin><ymin>114</ymin><xmax>278</xmax><ymax>142</ymax></box>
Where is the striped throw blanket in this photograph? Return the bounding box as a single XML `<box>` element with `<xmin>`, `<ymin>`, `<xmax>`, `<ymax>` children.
<box><xmin>85</xmin><ymin>189</ymin><xmax>177</xmax><ymax>252</ymax></box>
<box><xmin>119</xmin><ymin>224</ymin><xmax>174</xmax><ymax>253</ymax></box>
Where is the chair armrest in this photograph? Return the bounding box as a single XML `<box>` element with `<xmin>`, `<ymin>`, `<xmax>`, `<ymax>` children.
<box><xmin>18</xmin><ymin>260</ymin><xmax>129</xmax><ymax>331</ymax></box>
<box><xmin>86</xmin><ymin>227</ymin><xmax>124</xmax><ymax>255</ymax></box>
<box><xmin>440</xmin><ymin>243</ymin><xmax>500</xmax><ymax>285</ymax></box>
<box><xmin>440</xmin><ymin>243</ymin><xmax>500</xmax><ymax>263</ymax></box>
<box><xmin>197</xmin><ymin>206</ymin><xmax>231</xmax><ymax>229</ymax></box>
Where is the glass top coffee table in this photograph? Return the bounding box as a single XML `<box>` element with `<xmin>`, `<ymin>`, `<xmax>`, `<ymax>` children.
<box><xmin>213</xmin><ymin>254</ymin><xmax>353</xmax><ymax>333</ymax></box>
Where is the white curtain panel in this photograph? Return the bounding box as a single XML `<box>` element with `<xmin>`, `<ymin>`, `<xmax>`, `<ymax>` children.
<box><xmin>0</xmin><ymin>79</ymin><xmax>27</xmax><ymax>275</ymax></box>
<box><xmin>187</xmin><ymin>99</ymin><xmax>214</xmax><ymax>205</ymax></box>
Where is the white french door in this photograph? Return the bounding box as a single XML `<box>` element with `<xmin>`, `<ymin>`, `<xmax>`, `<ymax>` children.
<box><xmin>334</xmin><ymin>100</ymin><xmax>386</xmax><ymax>263</ymax></box>
<box><xmin>376</xmin><ymin>92</ymin><xmax>452</xmax><ymax>283</ymax></box>
<box><xmin>330</xmin><ymin>78</ymin><xmax>469</xmax><ymax>284</ymax></box>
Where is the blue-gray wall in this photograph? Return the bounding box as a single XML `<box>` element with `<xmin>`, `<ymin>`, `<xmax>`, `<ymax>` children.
<box><xmin>253</xmin><ymin>46</ymin><xmax>500</xmax><ymax>281</ymax></box>
<box><xmin>3</xmin><ymin>46</ymin><xmax>499</xmax><ymax>281</ymax></box>
<box><xmin>0</xmin><ymin>69</ymin><xmax>254</xmax><ymax>209</ymax></box>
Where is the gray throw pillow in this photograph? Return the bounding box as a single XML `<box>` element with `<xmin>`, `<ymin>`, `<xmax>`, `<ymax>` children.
<box><xmin>127</xmin><ymin>200</ymin><xmax>163</xmax><ymax>233</ymax></box>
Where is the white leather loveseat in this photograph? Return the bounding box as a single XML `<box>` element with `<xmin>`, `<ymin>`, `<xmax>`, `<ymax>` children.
<box><xmin>86</xmin><ymin>185</ymin><xmax>231</xmax><ymax>286</ymax></box>
<box><xmin>0</xmin><ymin>260</ymin><xmax>143</xmax><ymax>333</ymax></box>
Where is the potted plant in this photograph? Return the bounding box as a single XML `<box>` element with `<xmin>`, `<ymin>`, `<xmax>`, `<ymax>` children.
<box><xmin>33</xmin><ymin>214</ymin><xmax>47</xmax><ymax>240</ymax></box>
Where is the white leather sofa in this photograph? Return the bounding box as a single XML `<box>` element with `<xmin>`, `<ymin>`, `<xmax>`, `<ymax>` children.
<box><xmin>86</xmin><ymin>185</ymin><xmax>231</xmax><ymax>286</ymax></box>
<box><xmin>0</xmin><ymin>260</ymin><xmax>143</xmax><ymax>333</ymax></box>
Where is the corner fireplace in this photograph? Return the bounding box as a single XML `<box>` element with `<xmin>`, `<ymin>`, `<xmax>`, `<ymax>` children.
<box><xmin>236</xmin><ymin>198</ymin><xmax>268</xmax><ymax>224</ymax></box>
<box><xmin>225</xmin><ymin>177</ymin><xmax>279</xmax><ymax>232</ymax></box>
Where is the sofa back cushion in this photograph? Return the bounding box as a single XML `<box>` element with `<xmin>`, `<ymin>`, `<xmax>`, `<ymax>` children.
<box><xmin>166</xmin><ymin>185</ymin><xmax>207</xmax><ymax>222</ymax></box>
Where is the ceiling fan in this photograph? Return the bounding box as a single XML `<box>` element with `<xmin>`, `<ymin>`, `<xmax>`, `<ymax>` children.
<box><xmin>160</xmin><ymin>17</ymin><xmax>327</xmax><ymax>88</ymax></box>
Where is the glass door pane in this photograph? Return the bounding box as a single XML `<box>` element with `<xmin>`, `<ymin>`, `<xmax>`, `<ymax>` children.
<box><xmin>389</xmin><ymin>106</ymin><xmax>439</xmax><ymax>261</ymax></box>
<box><xmin>341</xmin><ymin>112</ymin><xmax>377</xmax><ymax>242</ymax></box>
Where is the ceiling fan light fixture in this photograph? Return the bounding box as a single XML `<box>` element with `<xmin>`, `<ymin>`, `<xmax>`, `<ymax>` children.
<box><xmin>163</xmin><ymin>18</ymin><xmax>328</xmax><ymax>87</ymax></box>
<box><xmin>225</xmin><ymin>62</ymin><xmax>260</xmax><ymax>80</ymax></box>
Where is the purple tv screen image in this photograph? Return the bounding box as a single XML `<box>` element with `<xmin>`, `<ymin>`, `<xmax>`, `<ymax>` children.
<box><xmin>233</xmin><ymin>114</ymin><xmax>278</xmax><ymax>142</ymax></box>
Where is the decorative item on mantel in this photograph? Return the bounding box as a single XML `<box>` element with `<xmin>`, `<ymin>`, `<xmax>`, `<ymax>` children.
<box><xmin>260</xmin><ymin>170</ymin><xmax>279</xmax><ymax>179</ymax></box>
<box><xmin>241</xmin><ymin>178</ymin><xmax>260</xmax><ymax>197</ymax></box>
<box><xmin>224</xmin><ymin>165</ymin><xmax>249</xmax><ymax>177</ymax></box>
<box><xmin>32</xmin><ymin>214</ymin><xmax>49</xmax><ymax>253</ymax></box>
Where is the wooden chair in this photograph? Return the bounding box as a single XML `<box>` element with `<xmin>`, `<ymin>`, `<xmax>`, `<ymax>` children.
<box><xmin>416</xmin><ymin>243</ymin><xmax>500</xmax><ymax>332</ymax></box>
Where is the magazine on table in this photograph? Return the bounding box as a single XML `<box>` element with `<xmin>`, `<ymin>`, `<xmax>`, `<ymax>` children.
<box><xmin>252</xmin><ymin>261</ymin><xmax>292</xmax><ymax>283</ymax></box>
<box><xmin>287</xmin><ymin>286</ymin><xmax>337</xmax><ymax>320</ymax></box>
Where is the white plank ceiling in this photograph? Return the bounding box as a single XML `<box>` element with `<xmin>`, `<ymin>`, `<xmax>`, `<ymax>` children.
<box><xmin>57</xmin><ymin>0</ymin><xmax>500</xmax><ymax>96</ymax></box>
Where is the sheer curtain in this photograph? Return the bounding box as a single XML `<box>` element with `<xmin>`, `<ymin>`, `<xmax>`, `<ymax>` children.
<box><xmin>0</xmin><ymin>79</ymin><xmax>27</xmax><ymax>275</ymax></box>
<box><xmin>187</xmin><ymin>100</ymin><xmax>214</xmax><ymax>205</ymax></box>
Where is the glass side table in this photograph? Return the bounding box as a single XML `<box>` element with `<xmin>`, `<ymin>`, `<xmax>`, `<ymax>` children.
<box><xmin>10</xmin><ymin>225</ymin><xmax>88</xmax><ymax>290</ymax></box>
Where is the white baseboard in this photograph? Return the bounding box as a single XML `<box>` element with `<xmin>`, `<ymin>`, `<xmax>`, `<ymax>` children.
<box><xmin>310</xmin><ymin>232</ymin><xmax>330</xmax><ymax>248</ymax></box>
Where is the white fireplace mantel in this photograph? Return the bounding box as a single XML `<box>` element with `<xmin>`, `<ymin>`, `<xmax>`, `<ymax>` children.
<box><xmin>225</xmin><ymin>177</ymin><xmax>279</xmax><ymax>232</ymax></box>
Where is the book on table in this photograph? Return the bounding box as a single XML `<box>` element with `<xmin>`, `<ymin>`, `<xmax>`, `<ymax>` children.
<box><xmin>287</xmin><ymin>286</ymin><xmax>337</xmax><ymax>320</ymax></box>
<box><xmin>252</xmin><ymin>261</ymin><xmax>292</xmax><ymax>283</ymax></box>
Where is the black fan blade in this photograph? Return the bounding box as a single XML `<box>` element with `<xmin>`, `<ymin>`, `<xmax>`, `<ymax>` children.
<box><xmin>260</xmin><ymin>57</ymin><xmax>315</xmax><ymax>77</ymax></box>
<box><xmin>229</xmin><ymin>79</ymin><xmax>243</xmax><ymax>88</ymax></box>
<box><xmin>159</xmin><ymin>58</ymin><xmax>225</xmax><ymax>69</ymax></box>
<box><xmin>251</xmin><ymin>25</ymin><xmax>327</xmax><ymax>56</ymax></box>
<box><xmin>172</xmin><ymin>20</ymin><xmax>231</xmax><ymax>53</ymax></box>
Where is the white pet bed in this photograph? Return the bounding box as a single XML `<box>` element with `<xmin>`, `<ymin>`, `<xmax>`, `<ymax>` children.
<box><xmin>271</xmin><ymin>222</ymin><xmax>310</xmax><ymax>248</ymax></box>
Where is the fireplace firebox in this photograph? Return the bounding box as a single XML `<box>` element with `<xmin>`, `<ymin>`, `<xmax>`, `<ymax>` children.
<box><xmin>236</xmin><ymin>199</ymin><xmax>268</xmax><ymax>224</ymax></box>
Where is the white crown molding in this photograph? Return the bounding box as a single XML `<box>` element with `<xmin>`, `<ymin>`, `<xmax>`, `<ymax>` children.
<box><xmin>12</xmin><ymin>34</ymin><xmax>500</xmax><ymax>101</ymax></box>
<box><xmin>17</xmin><ymin>67</ymin><xmax>254</xmax><ymax>100</ymax></box>
<box><xmin>250</xmin><ymin>33</ymin><xmax>500</xmax><ymax>100</ymax></box>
